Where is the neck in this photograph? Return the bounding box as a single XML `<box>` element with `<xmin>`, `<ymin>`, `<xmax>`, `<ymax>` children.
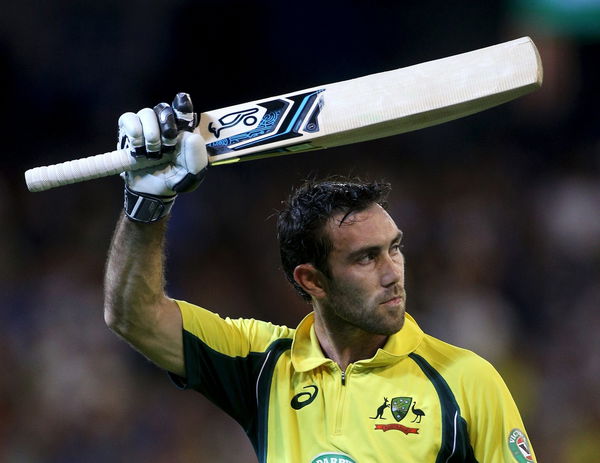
<box><xmin>313</xmin><ymin>309</ymin><xmax>388</xmax><ymax>371</ymax></box>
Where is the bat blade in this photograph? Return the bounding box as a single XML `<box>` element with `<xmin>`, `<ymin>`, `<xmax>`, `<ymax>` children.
<box><xmin>25</xmin><ymin>36</ymin><xmax>542</xmax><ymax>192</ymax></box>
<box><xmin>203</xmin><ymin>36</ymin><xmax>542</xmax><ymax>165</ymax></box>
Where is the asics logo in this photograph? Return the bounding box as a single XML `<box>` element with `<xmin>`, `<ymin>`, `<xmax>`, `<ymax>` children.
<box><xmin>291</xmin><ymin>385</ymin><xmax>319</xmax><ymax>410</ymax></box>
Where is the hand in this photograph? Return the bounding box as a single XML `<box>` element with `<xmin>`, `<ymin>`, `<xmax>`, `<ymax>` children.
<box><xmin>118</xmin><ymin>93</ymin><xmax>208</xmax><ymax>223</ymax></box>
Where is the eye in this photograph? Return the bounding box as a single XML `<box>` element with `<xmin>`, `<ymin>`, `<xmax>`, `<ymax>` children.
<box><xmin>390</xmin><ymin>242</ymin><xmax>404</xmax><ymax>254</ymax></box>
<box><xmin>357</xmin><ymin>252</ymin><xmax>377</xmax><ymax>265</ymax></box>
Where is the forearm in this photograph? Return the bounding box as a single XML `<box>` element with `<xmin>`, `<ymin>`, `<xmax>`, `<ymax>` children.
<box><xmin>104</xmin><ymin>213</ymin><xmax>169</xmax><ymax>335</ymax></box>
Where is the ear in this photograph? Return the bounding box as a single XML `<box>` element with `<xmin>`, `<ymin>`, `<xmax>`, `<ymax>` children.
<box><xmin>293</xmin><ymin>264</ymin><xmax>327</xmax><ymax>299</ymax></box>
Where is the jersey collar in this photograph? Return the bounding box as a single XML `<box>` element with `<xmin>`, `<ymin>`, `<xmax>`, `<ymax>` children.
<box><xmin>291</xmin><ymin>312</ymin><xmax>424</xmax><ymax>372</ymax></box>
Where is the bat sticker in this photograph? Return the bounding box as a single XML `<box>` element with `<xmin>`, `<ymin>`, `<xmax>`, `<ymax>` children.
<box><xmin>208</xmin><ymin>108</ymin><xmax>260</xmax><ymax>138</ymax></box>
<box><xmin>207</xmin><ymin>89</ymin><xmax>324</xmax><ymax>156</ymax></box>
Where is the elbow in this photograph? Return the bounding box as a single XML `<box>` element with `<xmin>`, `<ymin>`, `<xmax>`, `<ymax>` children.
<box><xmin>103</xmin><ymin>297</ymin><xmax>161</xmax><ymax>339</ymax></box>
<box><xmin>103</xmin><ymin>301</ymin><xmax>128</xmax><ymax>336</ymax></box>
<box><xmin>104</xmin><ymin>307</ymin><xmax>117</xmax><ymax>331</ymax></box>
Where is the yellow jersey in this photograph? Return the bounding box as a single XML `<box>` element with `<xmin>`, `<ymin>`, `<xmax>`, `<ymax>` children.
<box><xmin>170</xmin><ymin>300</ymin><xmax>536</xmax><ymax>463</ymax></box>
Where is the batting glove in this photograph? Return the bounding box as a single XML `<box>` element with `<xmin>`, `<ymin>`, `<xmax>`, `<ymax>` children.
<box><xmin>119</xmin><ymin>93</ymin><xmax>208</xmax><ymax>223</ymax></box>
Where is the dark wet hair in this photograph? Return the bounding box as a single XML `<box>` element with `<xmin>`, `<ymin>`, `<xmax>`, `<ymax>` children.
<box><xmin>276</xmin><ymin>177</ymin><xmax>391</xmax><ymax>301</ymax></box>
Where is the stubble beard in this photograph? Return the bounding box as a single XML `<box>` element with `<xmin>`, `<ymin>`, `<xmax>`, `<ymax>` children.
<box><xmin>323</xmin><ymin>279</ymin><xmax>407</xmax><ymax>336</ymax></box>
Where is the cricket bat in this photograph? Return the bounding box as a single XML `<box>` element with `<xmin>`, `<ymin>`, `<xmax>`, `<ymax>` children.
<box><xmin>25</xmin><ymin>36</ymin><xmax>542</xmax><ymax>192</ymax></box>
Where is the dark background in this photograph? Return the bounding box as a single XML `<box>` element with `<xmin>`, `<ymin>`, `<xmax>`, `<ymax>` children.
<box><xmin>1</xmin><ymin>1</ymin><xmax>599</xmax><ymax>461</ymax></box>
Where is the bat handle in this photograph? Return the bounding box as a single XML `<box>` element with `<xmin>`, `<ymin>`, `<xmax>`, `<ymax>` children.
<box><xmin>24</xmin><ymin>149</ymin><xmax>167</xmax><ymax>192</ymax></box>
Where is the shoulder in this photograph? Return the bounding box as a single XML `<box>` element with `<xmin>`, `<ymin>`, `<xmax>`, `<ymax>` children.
<box><xmin>235</xmin><ymin>317</ymin><xmax>296</xmax><ymax>351</ymax></box>
<box><xmin>413</xmin><ymin>333</ymin><xmax>518</xmax><ymax>423</ymax></box>
<box><xmin>415</xmin><ymin>332</ymin><xmax>504</xmax><ymax>388</ymax></box>
<box><xmin>175</xmin><ymin>299</ymin><xmax>295</xmax><ymax>355</ymax></box>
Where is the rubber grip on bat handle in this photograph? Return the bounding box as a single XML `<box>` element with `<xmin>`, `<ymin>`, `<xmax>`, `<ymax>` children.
<box><xmin>24</xmin><ymin>149</ymin><xmax>167</xmax><ymax>192</ymax></box>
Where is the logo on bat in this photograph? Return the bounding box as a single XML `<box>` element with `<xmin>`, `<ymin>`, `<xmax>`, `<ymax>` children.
<box><xmin>206</xmin><ymin>89</ymin><xmax>324</xmax><ymax>156</ymax></box>
<box><xmin>208</xmin><ymin>108</ymin><xmax>260</xmax><ymax>138</ymax></box>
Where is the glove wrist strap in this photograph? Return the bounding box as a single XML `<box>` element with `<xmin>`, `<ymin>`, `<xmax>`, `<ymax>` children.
<box><xmin>124</xmin><ymin>185</ymin><xmax>176</xmax><ymax>223</ymax></box>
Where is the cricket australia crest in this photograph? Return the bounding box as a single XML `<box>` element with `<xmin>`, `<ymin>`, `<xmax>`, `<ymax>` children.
<box><xmin>390</xmin><ymin>397</ymin><xmax>412</xmax><ymax>422</ymax></box>
<box><xmin>372</xmin><ymin>396</ymin><xmax>421</xmax><ymax>435</ymax></box>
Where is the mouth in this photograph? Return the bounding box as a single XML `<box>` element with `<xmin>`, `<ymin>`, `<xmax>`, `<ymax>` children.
<box><xmin>380</xmin><ymin>294</ymin><xmax>404</xmax><ymax>306</ymax></box>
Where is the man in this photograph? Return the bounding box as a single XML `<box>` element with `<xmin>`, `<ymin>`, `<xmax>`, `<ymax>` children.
<box><xmin>104</xmin><ymin>94</ymin><xmax>536</xmax><ymax>462</ymax></box>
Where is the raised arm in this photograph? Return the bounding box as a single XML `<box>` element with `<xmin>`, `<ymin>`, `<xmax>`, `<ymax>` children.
<box><xmin>103</xmin><ymin>93</ymin><xmax>207</xmax><ymax>376</ymax></box>
<box><xmin>104</xmin><ymin>214</ymin><xmax>186</xmax><ymax>374</ymax></box>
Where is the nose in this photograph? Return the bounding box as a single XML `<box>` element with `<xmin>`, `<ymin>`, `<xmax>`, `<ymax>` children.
<box><xmin>380</xmin><ymin>252</ymin><xmax>404</xmax><ymax>288</ymax></box>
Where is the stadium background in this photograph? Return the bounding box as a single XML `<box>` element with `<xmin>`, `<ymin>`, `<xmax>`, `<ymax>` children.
<box><xmin>1</xmin><ymin>1</ymin><xmax>599</xmax><ymax>461</ymax></box>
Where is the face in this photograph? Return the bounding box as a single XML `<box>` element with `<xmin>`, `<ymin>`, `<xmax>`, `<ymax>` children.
<box><xmin>318</xmin><ymin>203</ymin><xmax>406</xmax><ymax>335</ymax></box>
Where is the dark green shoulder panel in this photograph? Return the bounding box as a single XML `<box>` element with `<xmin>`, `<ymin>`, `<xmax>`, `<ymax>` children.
<box><xmin>409</xmin><ymin>353</ymin><xmax>478</xmax><ymax>463</ymax></box>
<box><xmin>253</xmin><ymin>338</ymin><xmax>293</xmax><ymax>462</ymax></box>
<box><xmin>178</xmin><ymin>330</ymin><xmax>292</xmax><ymax>459</ymax></box>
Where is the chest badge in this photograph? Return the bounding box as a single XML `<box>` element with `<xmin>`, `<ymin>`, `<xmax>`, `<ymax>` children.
<box><xmin>391</xmin><ymin>397</ymin><xmax>412</xmax><ymax>421</ymax></box>
<box><xmin>371</xmin><ymin>396</ymin><xmax>424</xmax><ymax>435</ymax></box>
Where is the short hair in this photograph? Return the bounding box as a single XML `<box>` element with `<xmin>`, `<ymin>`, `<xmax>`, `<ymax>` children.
<box><xmin>276</xmin><ymin>177</ymin><xmax>392</xmax><ymax>301</ymax></box>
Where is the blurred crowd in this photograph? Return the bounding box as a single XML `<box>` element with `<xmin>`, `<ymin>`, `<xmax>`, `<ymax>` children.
<box><xmin>1</xmin><ymin>1</ymin><xmax>599</xmax><ymax>462</ymax></box>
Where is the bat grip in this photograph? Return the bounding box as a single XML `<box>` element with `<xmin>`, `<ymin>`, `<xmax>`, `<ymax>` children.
<box><xmin>24</xmin><ymin>149</ymin><xmax>167</xmax><ymax>192</ymax></box>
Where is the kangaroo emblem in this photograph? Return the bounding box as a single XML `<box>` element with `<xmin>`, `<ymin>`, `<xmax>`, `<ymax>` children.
<box><xmin>370</xmin><ymin>397</ymin><xmax>390</xmax><ymax>419</ymax></box>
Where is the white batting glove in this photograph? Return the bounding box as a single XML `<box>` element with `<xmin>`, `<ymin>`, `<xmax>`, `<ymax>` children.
<box><xmin>118</xmin><ymin>93</ymin><xmax>208</xmax><ymax>223</ymax></box>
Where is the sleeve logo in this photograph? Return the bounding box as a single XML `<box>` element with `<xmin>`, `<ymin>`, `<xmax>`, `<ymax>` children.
<box><xmin>508</xmin><ymin>428</ymin><xmax>535</xmax><ymax>462</ymax></box>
